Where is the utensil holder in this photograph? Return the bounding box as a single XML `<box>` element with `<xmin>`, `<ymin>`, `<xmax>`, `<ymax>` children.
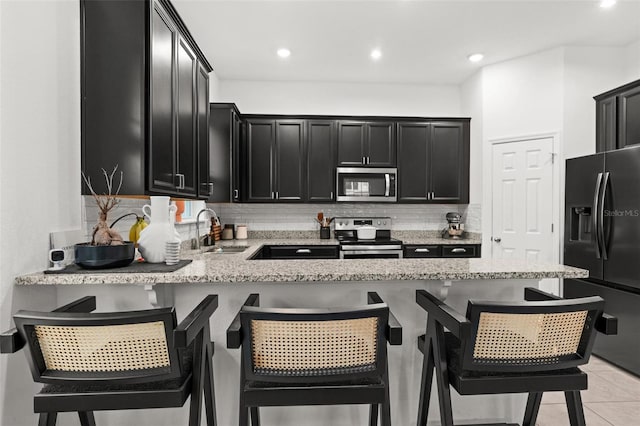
<box><xmin>319</xmin><ymin>226</ymin><xmax>331</xmax><ymax>239</ymax></box>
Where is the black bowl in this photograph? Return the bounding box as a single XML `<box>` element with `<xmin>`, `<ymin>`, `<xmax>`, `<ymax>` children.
<box><xmin>74</xmin><ymin>242</ymin><xmax>135</xmax><ymax>269</ymax></box>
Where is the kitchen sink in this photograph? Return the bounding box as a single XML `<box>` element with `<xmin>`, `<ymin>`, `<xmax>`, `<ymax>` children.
<box><xmin>202</xmin><ymin>245</ymin><xmax>250</xmax><ymax>254</ymax></box>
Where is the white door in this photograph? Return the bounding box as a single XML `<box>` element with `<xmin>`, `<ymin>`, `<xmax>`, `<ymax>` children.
<box><xmin>491</xmin><ymin>137</ymin><xmax>556</xmax><ymax>281</ymax></box>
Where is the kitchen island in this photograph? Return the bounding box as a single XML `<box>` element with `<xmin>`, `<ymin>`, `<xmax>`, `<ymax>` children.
<box><xmin>13</xmin><ymin>239</ymin><xmax>587</xmax><ymax>426</ymax></box>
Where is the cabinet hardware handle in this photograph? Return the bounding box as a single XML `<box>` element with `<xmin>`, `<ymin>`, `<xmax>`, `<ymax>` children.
<box><xmin>176</xmin><ymin>174</ymin><xmax>185</xmax><ymax>189</ymax></box>
<box><xmin>276</xmin><ymin>191</ymin><xmax>279</xmax><ymax>199</ymax></box>
<box><xmin>367</xmin><ymin>156</ymin><xmax>371</xmax><ymax>164</ymax></box>
<box><xmin>451</xmin><ymin>248</ymin><xmax>466</xmax><ymax>253</ymax></box>
<box><xmin>233</xmin><ymin>189</ymin><xmax>239</xmax><ymax>199</ymax></box>
<box><xmin>271</xmin><ymin>192</ymin><xmax>275</xmax><ymax>199</ymax></box>
<box><xmin>208</xmin><ymin>183</ymin><xmax>214</xmax><ymax>193</ymax></box>
<box><xmin>427</xmin><ymin>192</ymin><xmax>431</xmax><ymax>201</ymax></box>
<box><xmin>362</xmin><ymin>156</ymin><xmax>366</xmax><ymax>165</ymax></box>
<box><xmin>415</xmin><ymin>248</ymin><xmax>430</xmax><ymax>253</ymax></box>
<box><xmin>295</xmin><ymin>249</ymin><xmax>311</xmax><ymax>254</ymax></box>
<box><xmin>330</xmin><ymin>191</ymin><xmax>334</xmax><ymax>199</ymax></box>
<box><xmin>493</xmin><ymin>237</ymin><xmax>502</xmax><ymax>243</ymax></box>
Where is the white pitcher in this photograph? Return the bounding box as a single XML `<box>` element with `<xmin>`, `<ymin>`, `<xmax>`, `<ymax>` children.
<box><xmin>137</xmin><ymin>196</ymin><xmax>179</xmax><ymax>263</ymax></box>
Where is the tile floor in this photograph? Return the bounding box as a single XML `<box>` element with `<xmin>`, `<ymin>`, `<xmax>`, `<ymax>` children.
<box><xmin>537</xmin><ymin>356</ymin><xmax>640</xmax><ymax>425</ymax></box>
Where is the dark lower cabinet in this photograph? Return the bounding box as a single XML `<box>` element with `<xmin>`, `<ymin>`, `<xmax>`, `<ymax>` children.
<box><xmin>307</xmin><ymin>121</ymin><xmax>336</xmax><ymax>202</ymax></box>
<box><xmin>595</xmin><ymin>79</ymin><xmax>640</xmax><ymax>152</ymax></box>
<box><xmin>397</xmin><ymin>120</ymin><xmax>469</xmax><ymax>203</ymax></box>
<box><xmin>403</xmin><ymin>244</ymin><xmax>480</xmax><ymax>258</ymax></box>
<box><xmin>82</xmin><ymin>0</ymin><xmax>212</xmax><ymax>198</ymax></box>
<box><xmin>251</xmin><ymin>245</ymin><xmax>339</xmax><ymax>260</ymax></box>
<box><xmin>208</xmin><ymin>103</ymin><xmax>241</xmax><ymax>202</ymax></box>
<box><xmin>245</xmin><ymin>119</ymin><xmax>305</xmax><ymax>202</ymax></box>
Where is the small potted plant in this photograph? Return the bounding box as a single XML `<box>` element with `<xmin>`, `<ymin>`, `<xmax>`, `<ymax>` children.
<box><xmin>76</xmin><ymin>165</ymin><xmax>135</xmax><ymax>269</ymax></box>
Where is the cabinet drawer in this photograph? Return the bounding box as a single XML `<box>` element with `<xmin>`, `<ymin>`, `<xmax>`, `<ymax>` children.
<box><xmin>442</xmin><ymin>245</ymin><xmax>477</xmax><ymax>258</ymax></box>
<box><xmin>403</xmin><ymin>245</ymin><xmax>442</xmax><ymax>258</ymax></box>
<box><xmin>266</xmin><ymin>245</ymin><xmax>339</xmax><ymax>259</ymax></box>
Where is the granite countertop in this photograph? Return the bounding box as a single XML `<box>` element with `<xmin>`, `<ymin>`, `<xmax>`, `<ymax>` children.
<box><xmin>15</xmin><ymin>237</ymin><xmax>587</xmax><ymax>285</ymax></box>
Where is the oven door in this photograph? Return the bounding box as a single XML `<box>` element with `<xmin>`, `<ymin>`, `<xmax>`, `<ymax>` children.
<box><xmin>336</xmin><ymin>167</ymin><xmax>397</xmax><ymax>202</ymax></box>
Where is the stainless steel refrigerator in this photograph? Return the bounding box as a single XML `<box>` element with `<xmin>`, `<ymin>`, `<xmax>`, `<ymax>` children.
<box><xmin>564</xmin><ymin>145</ymin><xmax>640</xmax><ymax>376</ymax></box>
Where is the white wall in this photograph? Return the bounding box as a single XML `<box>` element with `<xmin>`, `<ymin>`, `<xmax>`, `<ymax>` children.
<box><xmin>0</xmin><ymin>1</ymin><xmax>81</xmax><ymax>424</ymax></box>
<box><xmin>216</xmin><ymin>79</ymin><xmax>461</xmax><ymax>116</ymax></box>
<box><xmin>460</xmin><ymin>69</ymin><xmax>484</xmax><ymax>205</ymax></box>
<box><xmin>624</xmin><ymin>39</ymin><xmax>640</xmax><ymax>80</ymax></box>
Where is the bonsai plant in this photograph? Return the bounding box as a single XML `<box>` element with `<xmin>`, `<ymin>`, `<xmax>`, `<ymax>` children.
<box><xmin>81</xmin><ymin>165</ymin><xmax>125</xmax><ymax>246</ymax></box>
<box><xmin>77</xmin><ymin>165</ymin><xmax>134</xmax><ymax>269</ymax></box>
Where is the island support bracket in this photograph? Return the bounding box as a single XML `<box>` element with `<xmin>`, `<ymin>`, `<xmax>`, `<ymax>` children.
<box><xmin>144</xmin><ymin>283</ymin><xmax>174</xmax><ymax>308</ymax></box>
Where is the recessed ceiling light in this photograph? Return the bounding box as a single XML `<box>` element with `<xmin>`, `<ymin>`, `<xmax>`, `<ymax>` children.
<box><xmin>277</xmin><ymin>48</ymin><xmax>291</xmax><ymax>58</ymax></box>
<box><xmin>600</xmin><ymin>0</ymin><xmax>616</xmax><ymax>8</ymax></box>
<box><xmin>468</xmin><ymin>53</ymin><xmax>484</xmax><ymax>63</ymax></box>
<box><xmin>370</xmin><ymin>49</ymin><xmax>382</xmax><ymax>61</ymax></box>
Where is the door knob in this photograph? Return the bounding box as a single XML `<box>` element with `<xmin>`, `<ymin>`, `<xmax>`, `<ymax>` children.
<box><xmin>493</xmin><ymin>237</ymin><xmax>502</xmax><ymax>243</ymax></box>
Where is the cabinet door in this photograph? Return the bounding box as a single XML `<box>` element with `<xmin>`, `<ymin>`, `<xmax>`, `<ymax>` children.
<box><xmin>196</xmin><ymin>63</ymin><xmax>210</xmax><ymax>198</ymax></box>
<box><xmin>208</xmin><ymin>106</ymin><xmax>230</xmax><ymax>202</ymax></box>
<box><xmin>246</xmin><ymin>120</ymin><xmax>275</xmax><ymax>201</ymax></box>
<box><xmin>429</xmin><ymin>122</ymin><xmax>469</xmax><ymax>203</ymax></box>
<box><xmin>232</xmin><ymin>111</ymin><xmax>242</xmax><ymax>202</ymax></box>
<box><xmin>367</xmin><ymin>122</ymin><xmax>396</xmax><ymax>166</ymax></box>
<box><xmin>275</xmin><ymin>120</ymin><xmax>305</xmax><ymax>202</ymax></box>
<box><xmin>307</xmin><ymin>120</ymin><xmax>335</xmax><ymax>202</ymax></box>
<box><xmin>618</xmin><ymin>85</ymin><xmax>640</xmax><ymax>149</ymax></box>
<box><xmin>596</xmin><ymin>96</ymin><xmax>617</xmax><ymax>152</ymax></box>
<box><xmin>175</xmin><ymin>38</ymin><xmax>198</xmax><ymax>196</ymax></box>
<box><xmin>397</xmin><ymin>122</ymin><xmax>429</xmax><ymax>202</ymax></box>
<box><xmin>149</xmin><ymin>2</ymin><xmax>177</xmax><ymax>193</ymax></box>
<box><xmin>337</xmin><ymin>121</ymin><xmax>366</xmax><ymax>166</ymax></box>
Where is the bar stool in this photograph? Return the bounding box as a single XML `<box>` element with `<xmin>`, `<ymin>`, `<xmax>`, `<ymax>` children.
<box><xmin>0</xmin><ymin>295</ymin><xmax>219</xmax><ymax>426</ymax></box>
<box><xmin>415</xmin><ymin>287</ymin><xmax>617</xmax><ymax>426</ymax></box>
<box><xmin>226</xmin><ymin>292</ymin><xmax>402</xmax><ymax>426</ymax></box>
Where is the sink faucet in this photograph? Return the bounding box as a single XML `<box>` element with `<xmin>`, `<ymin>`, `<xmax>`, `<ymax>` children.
<box><xmin>194</xmin><ymin>207</ymin><xmax>218</xmax><ymax>250</ymax></box>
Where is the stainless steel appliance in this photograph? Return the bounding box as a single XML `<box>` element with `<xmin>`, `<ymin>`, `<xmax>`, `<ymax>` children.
<box><xmin>564</xmin><ymin>145</ymin><xmax>640</xmax><ymax>375</ymax></box>
<box><xmin>441</xmin><ymin>212</ymin><xmax>466</xmax><ymax>239</ymax></box>
<box><xmin>336</xmin><ymin>167</ymin><xmax>397</xmax><ymax>202</ymax></box>
<box><xmin>334</xmin><ymin>217</ymin><xmax>403</xmax><ymax>259</ymax></box>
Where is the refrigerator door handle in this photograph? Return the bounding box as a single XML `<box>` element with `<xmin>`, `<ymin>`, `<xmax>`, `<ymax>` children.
<box><xmin>593</xmin><ymin>172</ymin><xmax>603</xmax><ymax>259</ymax></box>
<box><xmin>600</xmin><ymin>171</ymin><xmax>610</xmax><ymax>260</ymax></box>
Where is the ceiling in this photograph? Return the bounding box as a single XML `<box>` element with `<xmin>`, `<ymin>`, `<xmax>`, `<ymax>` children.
<box><xmin>172</xmin><ymin>0</ymin><xmax>640</xmax><ymax>85</ymax></box>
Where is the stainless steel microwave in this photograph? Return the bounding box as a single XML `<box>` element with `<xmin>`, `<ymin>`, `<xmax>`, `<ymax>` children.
<box><xmin>336</xmin><ymin>167</ymin><xmax>397</xmax><ymax>202</ymax></box>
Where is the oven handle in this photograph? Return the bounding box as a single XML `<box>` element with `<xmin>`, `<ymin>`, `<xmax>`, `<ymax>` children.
<box><xmin>385</xmin><ymin>174</ymin><xmax>390</xmax><ymax>197</ymax></box>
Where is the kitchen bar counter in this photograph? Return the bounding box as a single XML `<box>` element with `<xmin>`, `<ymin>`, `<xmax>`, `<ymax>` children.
<box><xmin>15</xmin><ymin>238</ymin><xmax>586</xmax><ymax>285</ymax></box>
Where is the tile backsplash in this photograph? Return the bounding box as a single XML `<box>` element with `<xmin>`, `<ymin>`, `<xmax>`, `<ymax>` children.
<box><xmin>83</xmin><ymin>196</ymin><xmax>481</xmax><ymax>242</ymax></box>
<box><xmin>208</xmin><ymin>203</ymin><xmax>481</xmax><ymax>233</ymax></box>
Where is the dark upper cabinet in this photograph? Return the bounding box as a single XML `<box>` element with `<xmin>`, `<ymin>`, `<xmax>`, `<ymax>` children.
<box><xmin>246</xmin><ymin>120</ymin><xmax>275</xmax><ymax>202</ymax></box>
<box><xmin>596</xmin><ymin>95</ymin><xmax>617</xmax><ymax>152</ymax></box>
<box><xmin>208</xmin><ymin>103</ymin><xmax>241</xmax><ymax>202</ymax></box>
<box><xmin>367</xmin><ymin>122</ymin><xmax>396</xmax><ymax>166</ymax></box>
<box><xmin>245</xmin><ymin>119</ymin><xmax>305</xmax><ymax>202</ymax></box>
<box><xmin>275</xmin><ymin>121</ymin><xmax>305</xmax><ymax>201</ymax></box>
<box><xmin>397</xmin><ymin>123</ymin><xmax>430</xmax><ymax>202</ymax></box>
<box><xmin>337</xmin><ymin>121</ymin><xmax>366</xmax><ymax>166</ymax></box>
<box><xmin>307</xmin><ymin>121</ymin><xmax>336</xmax><ymax>202</ymax></box>
<box><xmin>175</xmin><ymin>37</ymin><xmax>198</xmax><ymax>197</ymax></box>
<box><xmin>81</xmin><ymin>0</ymin><xmax>212</xmax><ymax>198</ymax></box>
<box><xmin>618</xmin><ymin>84</ymin><xmax>640</xmax><ymax>149</ymax></box>
<box><xmin>196</xmin><ymin>65</ymin><xmax>210</xmax><ymax>198</ymax></box>
<box><xmin>397</xmin><ymin>120</ymin><xmax>469</xmax><ymax>204</ymax></box>
<box><xmin>595</xmin><ymin>79</ymin><xmax>640</xmax><ymax>152</ymax></box>
<box><xmin>337</xmin><ymin>121</ymin><xmax>396</xmax><ymax>166</ymax></box>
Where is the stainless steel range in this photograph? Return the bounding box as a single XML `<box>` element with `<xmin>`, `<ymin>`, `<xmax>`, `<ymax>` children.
<box><xmin>334</xmin><ymin>217</ymin><xmax>403</xmax><ymax>259</ymax></box>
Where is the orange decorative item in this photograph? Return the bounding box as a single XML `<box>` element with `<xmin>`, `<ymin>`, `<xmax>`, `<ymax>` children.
<box><xmin>174</xmin><ymin>200</ymin><xmax>185</xmax><ymax>223</ymax></box>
